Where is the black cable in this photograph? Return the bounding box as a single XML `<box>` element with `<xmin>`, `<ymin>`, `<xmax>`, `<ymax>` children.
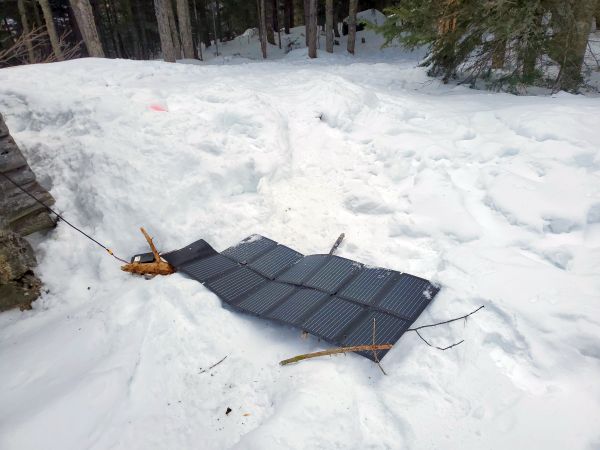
<box><xmin>1</xmin><ymin>171</ymin><xmax>128</xmax><ymax>264</ymax></box>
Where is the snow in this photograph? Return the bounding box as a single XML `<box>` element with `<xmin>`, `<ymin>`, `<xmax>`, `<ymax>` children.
<box><xmin>1</xmin><ymin>19</ymin><xmax>600</xmax><ymax>450</ymax></box>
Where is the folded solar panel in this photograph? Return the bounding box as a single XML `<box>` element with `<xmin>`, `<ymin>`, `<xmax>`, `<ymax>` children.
<box><xmin>163</xmin><ymin>234</ymin><xmax>440</xmax><ymax>361</ymax></box>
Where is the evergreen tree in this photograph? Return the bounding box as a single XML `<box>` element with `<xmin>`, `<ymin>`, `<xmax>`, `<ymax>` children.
<box><xmin>377</xmin><ymin>0</ymin><xmax>598</xmax><ymax>92</ymax></box>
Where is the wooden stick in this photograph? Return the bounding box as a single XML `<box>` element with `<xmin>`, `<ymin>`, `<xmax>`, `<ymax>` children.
<box><xmin>279</xmin><ymin>344</ymin><xmax>393</xmax><ymax>366</ymax></box>
<box><xmin>141</xmin><ymin>227</ymin><xmax>161</xmax><ymax>261</ymax></box>
<box><xmin>328</xmin><ymin>233</ymin><xmax>345</xmax><ymax>255</ymax></box>
<box><xmin>121</xmin><ymin>227</ymin><xmax>175</xmax><ymax>276</ymax></box>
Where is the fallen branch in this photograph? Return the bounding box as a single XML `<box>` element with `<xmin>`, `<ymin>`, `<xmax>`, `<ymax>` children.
<box><xmin>199</xmin><ymin>355</ymin><xmax>228</xmax><ymax>374</ymax></box>
<box><xmin>407</xmin><ymin>305</ymin><xmax>484</xmax><ymax>331</ymax></box>
<box><xmin>279</xmin><ymin>306</ymin><xmax>485</xmax><ymax>367</ymax></box>
<box><xmin>414</xmin><ymin>329</ymin><xmax>464</xmax><ymax>351</ymax></box>
<box><xmin>279</xmin><ymin>344</ymin><xmax>393</xmax><ymax>366</ymax></box>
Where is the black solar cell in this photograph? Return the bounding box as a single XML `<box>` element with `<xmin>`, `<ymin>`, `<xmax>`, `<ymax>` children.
<box><xmin>221</xmin><ymin>235</ymin><xmax>277</xmax><ymax>263</ymax></box>
<box><xmin>302</xmin><ymin>297</ymin><xmax>365</xmax><ymax>341</ymax></box>
<box><xmin>236</xmin><ymin>282</ymin><xmax>296</xmax><ymax>315</ymax></box>
<box><xmin>205</xmin><ymin>267</ymin><xmax>267</xmax><ymax>303</ymax></box>
<box><xmin>303</xmin><ymin>256</ymin><xmax>362</xmax><ymax>294</ymax></box>
<box><xmin>338</xmin><ymin>267</ymin><xmax>395</xmax><ymax>305</ymax></box>
<box><xmin>249</xmin><ymin>245</ymin><xmax>303</xmax><ymax>279</ymax></box>
<box><xmin>375</xmin><ymin>274</ymin><xmax>434</xmax><ymax>320</ymax></box>
<box><xmin>276</xmin><ymin>254</ymin><xmax>328</xmax><ymax>285</ymax></box>
<box><xmin>267</xmin><ymin>288</ymin><xmax>329</xmax><ymax>325</ymax></box>
<box><xmin>180</xmin><ymin>254</ymin><xmax>238</xmax><ymax>282</ymax></box>
<box><xmin>341</xmin><ymin>311</ymin><xmax>410</xmax><ymax>361</ymax></box>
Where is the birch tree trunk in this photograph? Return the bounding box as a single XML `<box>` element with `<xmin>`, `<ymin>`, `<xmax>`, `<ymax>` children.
<box><xmin>154</xmin><ymin>0</ymin><xmax>177</xmax><ymax>61</ymax></box>
<box><xmin>257</xmin><ymin>0</ymin><xmax>267</xmax><ymax>58</ymax></box>
<box><xmin>347</xmin><ymin>0</ymin><xmax>358</xmax><ymax>55</ymax></box>
<box><xmin>37</xmin><ymin>0</ymin><xmax>64</xmax><ymax>61</ymax></box>
<box><xmin>17</xmin><ymin>0</ymin><xmax>35</xmax><ymax>63</ymax></box>
<box><xmin>70</xmin><ymin>0</ymin><xmax>105</xmax><ymax>57</ymax></box>
<box><xmin>307</xmin><ymin>0</ymin><xmax>316</xmax><ymax>58</ymax></box>
<box><xmin>325</xmin><ymin>0</ymin><xmax>333</xmax><ymax>53</ymax></box>
<box><xmin>176</xmin><ymin>0</ymin><xmax>194</xmax><ymax>58</ymax></box>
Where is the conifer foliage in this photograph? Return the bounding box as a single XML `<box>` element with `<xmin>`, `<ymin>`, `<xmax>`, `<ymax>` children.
<box><xmin>378</xmin><ymin>0</ymin><xmax>599</xmax><ymax>92</ymax></box>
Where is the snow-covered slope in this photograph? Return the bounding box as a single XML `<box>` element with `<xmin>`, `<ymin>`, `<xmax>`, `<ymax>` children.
<box><xmin>0</xmin><ymin>39</ymin><xmax>599</xmax><ymax>449</ymax></box>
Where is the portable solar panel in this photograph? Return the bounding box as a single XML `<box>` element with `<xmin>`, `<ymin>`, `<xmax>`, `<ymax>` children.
<box><xmin>163</xmin><ymin>234</ymin><xmax>440</xmax><ymax>362</ymax></box>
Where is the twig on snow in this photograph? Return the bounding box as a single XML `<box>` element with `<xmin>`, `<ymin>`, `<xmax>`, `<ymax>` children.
<box><xmin>199</xmin><ymin>355</ymin><xmax>228</xmax><ymax>374</ymax></box>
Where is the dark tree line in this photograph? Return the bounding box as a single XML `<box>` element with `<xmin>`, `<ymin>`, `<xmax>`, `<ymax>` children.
<box><xmin>1</xmin><ymin>0</ymin><xmax>392</xmax><ymax>65</ymax></box>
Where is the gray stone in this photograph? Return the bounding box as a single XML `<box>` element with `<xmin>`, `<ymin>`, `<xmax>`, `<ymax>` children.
<box><xmin>0</xmin><ymin>112</ymin><xmax>56</xmax><ymax>236</ymax></box>
<box><xmin>0</xmin><ymin>135</ymin><xmax>28</xmax><ymax>172</ymax></box>
<box><xmin>0</xmin><ymin>115</ymin><xmax>8</xmax><ymax>137</ymax></box>
<box><xmin>0</xmin><ymin>229</ymin><xmax>41</xmax><ymax>311</ymax></box>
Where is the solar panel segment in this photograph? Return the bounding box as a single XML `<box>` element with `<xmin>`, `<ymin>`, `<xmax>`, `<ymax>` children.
<box><xmin>276</xmin><ymin>254</ymin><xmax>329</xmax><ymax>285</ymax></box>
<box><xmin>375</xmin><ymin>274</ymin><xmax>435</xmax><ymax>320</ymax></box>
<box><xmin>180</xmin><ymin>254</ymin><xmax>237</xmax><ymax>282</ymax></box>
<box><xmin>303</xmin><ymin>256</ymin><xmax>362</xmax><ymax>294</ymax></box>
<box><xmin>341</xmin><ymin>311</ymin><xmax>410</xmax><ymax>361</ymax></box>
<box><xmin>267</xmin><ymin>288</ymin><xmax>329</xmax><ymax>324</ymax></box>
<box><xmin>337</xmin><ymin>267</ymin><xmax>394</xmax><ymax>304</ymax></box>
<box><xmin>249</xmin><ymin>245</ymin><xmax>303</xmax><ymax>279</ymax></box>
<box><xmin>236</xmin><ymin>282</ymin><xmax>297</xmax><ymax>315</ymax></box>
<box><xmin>302</xmin><ymin>297</ymin><xmax>365</xmax><ymax>341</ymax></box>
<box><xmin>221</xmin><ymin>235</ymin><xmax>277</xmax><ymax>263</ymax></box>
<box><xmin>205</xmin><ymin>267</ymin><xmax>267</xmax><ymax>303</ymax></box>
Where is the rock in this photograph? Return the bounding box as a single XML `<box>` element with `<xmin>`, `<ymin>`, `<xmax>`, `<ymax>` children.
<box><xmin>0</xmin><ymin>229</ymin><xmax>42</xmax><ymax>311</ymax></box>
<box><xmin>0</xmin><ymin>112</ymin><xmax>56</xmax><ymax>235</ymax></box>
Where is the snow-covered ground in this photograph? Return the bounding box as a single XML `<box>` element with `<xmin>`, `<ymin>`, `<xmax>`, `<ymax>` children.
<box><xmin>1</xmin><ymin>20</ymin><xmax>600</xmax><ymax>450</ymax></box>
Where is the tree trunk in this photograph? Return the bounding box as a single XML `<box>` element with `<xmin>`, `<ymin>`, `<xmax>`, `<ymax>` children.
<box><xmin>273</xmin><ymin>0</ymin><xmax>281</xmax><ymax>47</ymax></box>
<box><xmin>303</xmin><ymin>0</ymin><xmax>309</xmax><ymax>45</ymax></box>
<box><xmin>119</xmin><ymin>0</ymin><xmax>142</xmax><ymax>59</ymax></box>
<box><xmin>556</xmin><ymin>1</ymin><xmax>596</xmax><ymax>91</ymax></box>
<box><xmin>492</xmin><ymin>39</ymin><xmax>506</xmax><ymax>69</ymax></box>
<box><xmin>134</xmin><ymin>0</ymin><xmax>149</xmax><ymax>58</ymax></box>
<box><xmin>325</xmin><ymin>0</ymin><xmax>333</xmax><ymax>53</ymax></box>
<box><xmin>32</xmin><ymin>0</ymin><xmax>43</xmax><ymax>30</ymax></box>
<box><xmin>192</xmin><ymin>0</ymin><xmax>202</xmax><ymax>59</ymax></box>
<box><xmin>154</xmin><ymin>0</ymin><xmax>177</xmax><ymax>61</ymax></box>
<box><xmin>216</xmin><ymin>0</ymin><xmax>222</xmax><ymax>42</ymax></box>
<box><xmin>307</xmin><ymin>0</ymin><xmax>316</xmax><ymax>57</ymax></box>
<box><xmin>17</xmin><ymin>0</ymin><xmax>35</xmax><ymax>63</ymax></box>
<box><xmin>257</xmin><ymin>0</ymin><xmax>267</xmax><ymax>58</ymax></box>
<box><xmin>37</xmin><ymin>0</ymin><xmax>64</xmax><ymax>61</ymax></box>
<box><xmin>333</xmin><ymin>0</ymin><xmax>340</xmax><ymax>37</ymax></box>
<box><xmin>167</xmin><ymin>0</ymin><xmax>181</xmax><ymax>58</ymax></box>
<box><xmin>347</xmin><ymin>0</ymin><xmax>357</xmax><ymax>54</ymax></box>
<box><xmin>265</xmin><ymin>0</ymin><xmax>275</xmax><ymax>44</ymax></box>
<box><xmin>176</xmin><ymin>0</ymin><xmax>194</xmax><ymax>58</ymax></box>
<box><xmin>283</xmin><ymin>0</ymin><xmax>292</xmax><ymax>33</ymax></box>
<box><xmin>101</xmin><ymin>0</ymin><xmax>122</xmax><ymax>57</ymax></box>
<box><xmin>70</xmin><ymin>0</ymin><xmax>105</xmax><ymax>57</ymax></box>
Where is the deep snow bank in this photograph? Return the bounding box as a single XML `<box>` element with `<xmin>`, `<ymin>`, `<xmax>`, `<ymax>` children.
<box><xmin>0</xmin><ymin>52</ymin><xmax>599</xmax><ymax>449</ymax></box>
